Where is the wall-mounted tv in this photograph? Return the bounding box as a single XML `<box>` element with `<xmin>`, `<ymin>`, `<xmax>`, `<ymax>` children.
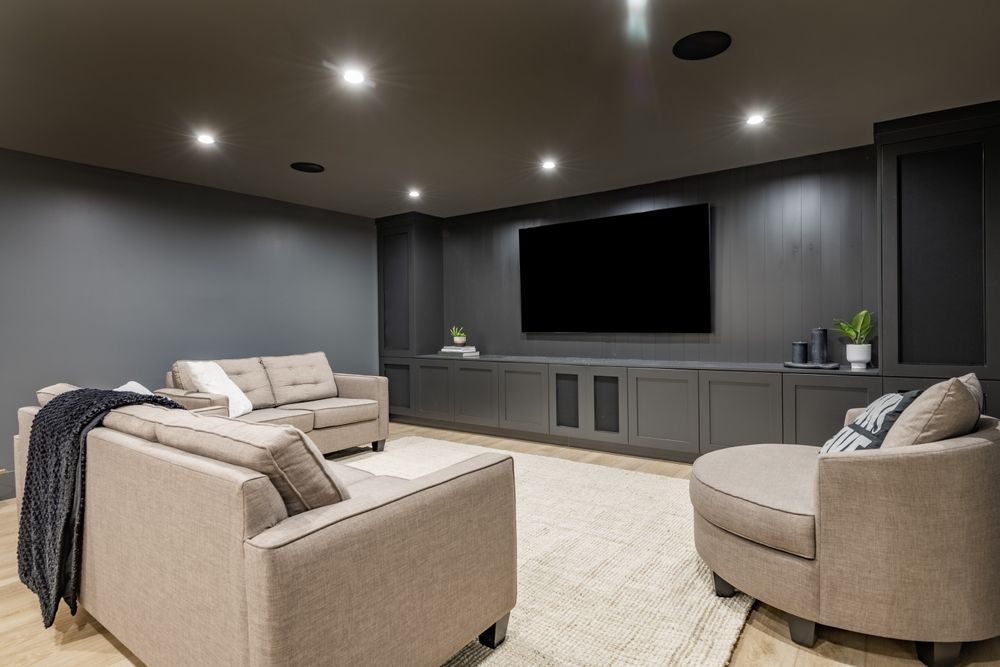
<box><xmin>518</xmin><ymin>203</ymin><xmax>712</xmax><ymax>333</ymax></box>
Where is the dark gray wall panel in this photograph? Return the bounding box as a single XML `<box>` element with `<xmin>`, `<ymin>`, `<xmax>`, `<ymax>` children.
<box><xmin>451</xmin><ymin>361</ymin><xmax>498</xmax><ymax>427</ymax></box>
<box><xmin>379</xmin><ymin>232</ymin><xmax>410</xmax><ymax>352</ymax></box>
<box><xmin>699</xmin><ymin>371</ymin><xmax>783</xmax><ymax>452</ymax></box>
<box><xmin>442</xmin><ymin>146</ymin><xmax>876</xmax><ymax>366</ymax></box>
<box><xmin>627</xmin><ymin>368</ymin><xmax>699</xmax><ymax>454</ymax></box>
<box><xmin>498</xmin><ymin>362</ymin><xmax>549</xmax><ymax>433</ymax></box>
<box><xmin>0</xmin><ymin>149</ymin><xmax>376</xmax><ymax>498</ymax></box>
<box><xmin>782</xmin><ymin>374</ymin><xmax>883</xmax><ymax>446</ymax></box>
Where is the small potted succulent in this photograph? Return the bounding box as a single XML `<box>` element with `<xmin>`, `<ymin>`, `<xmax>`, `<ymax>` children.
<box><xmin>449</xmin><ymin>325</ymin><xmax>467</xmax><ymax>346</ymax></box>
<box><xmin>834</xmin><ymin>309</ymin><xmax>873</xmax><ymax>370</ymax></box>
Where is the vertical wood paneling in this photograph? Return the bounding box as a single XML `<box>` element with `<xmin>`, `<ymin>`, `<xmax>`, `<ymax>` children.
<box><xmin>441</xmin><ymin>146</ymin><xmax>875</xmax><ymax>364</ymax></box>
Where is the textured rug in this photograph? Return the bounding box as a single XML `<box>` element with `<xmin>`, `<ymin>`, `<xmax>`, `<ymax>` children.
<box><xmin>343</xmin><ymin>436</ymin><xmax>753</xmax><ymax>666</ymax></box>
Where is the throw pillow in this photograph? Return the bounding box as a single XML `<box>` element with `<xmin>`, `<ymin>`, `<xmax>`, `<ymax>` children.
<box><xmin>182</xmin><ymin>360</ymin><xmax>253</xmax><ymax>418</ymax></box>
<box><xmin>882</xmin><ymin>377</ymin><xmax>981</xmax><ymax>448</ymax></box>
<box><xmin>820</xmin><ymin>390</ymin><xmax>922</xmax><ymax>454</ymax></box>
<box><xmin>958</xmin><ymin>373</ymin><xmax>984</xmax><ymax>413</ymax></box>
<box><xmin>114</xmin><ymin>380</ymin><xmax>153</xmax><ymax>395</ymax></box>
<box><xmin>36</xmin><ymin>382</ymin><xmax>81</xmax><ymax>406</ymax></box>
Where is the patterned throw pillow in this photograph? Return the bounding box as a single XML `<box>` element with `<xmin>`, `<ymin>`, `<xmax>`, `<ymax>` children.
<box><xmin>820</xmin><ymin>391</ymin><xmax>922</xmax><ymax>454</ymax></box>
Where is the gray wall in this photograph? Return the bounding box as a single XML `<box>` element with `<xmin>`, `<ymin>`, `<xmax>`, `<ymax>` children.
<box><xmin>0</xmin><ymin>149</ymin><xmax>377</xmax><ymax>499</ymax></box>
<box><xmin>443</xmin><ymin>145</ymin><xmax>877</xmax><ymax>364</ymax></box>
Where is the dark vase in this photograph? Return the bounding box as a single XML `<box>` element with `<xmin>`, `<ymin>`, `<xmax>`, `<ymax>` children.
<box><xmin>808</xmin><ymin>328</ymin><xmax>828</xmax><ymax>365</ymax></box>
<box><xmin>792</xmin><ymin>341</ymin><xmax>808</xmax><ymax>364</ymax></box>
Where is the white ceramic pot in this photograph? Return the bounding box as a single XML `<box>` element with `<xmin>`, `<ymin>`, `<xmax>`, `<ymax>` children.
<box><xmin>453</xmin><ymin>336</ymin><xmax>467</xmax><ymax>346</ymax></box>
<box><xmin>845</xmin><ymin>343</ymin><xmax>871</xmax><ymax>370</ymax></box>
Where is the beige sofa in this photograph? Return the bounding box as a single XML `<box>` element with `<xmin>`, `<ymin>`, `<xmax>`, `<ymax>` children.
<box><xmin>157</xmin><ymin>352</ymin><xmax>389</xmax><ymax>454</ymax></box>
<box><xmin>14</xmin><ymin>397</ymin><xmax>516</xmax><ymax>666</ymax></box>
<box><xmin>689</xmin><ymin>410</ymin><xmax>1000</xmax><ymax>667</ymax></box>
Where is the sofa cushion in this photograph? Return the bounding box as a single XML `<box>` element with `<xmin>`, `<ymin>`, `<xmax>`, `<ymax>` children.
<box><xmin>326</xmin><ymin>461</ymin><xmax>373</xmax><ymax>486</ymax></box>
<box><xmin>959</xmin><ymin>373</ymin><xmax>984</xmax><ymax>412</ymax></box>
<box><xmin>173</xmin><ymin>357</ymin><xmax>276</xmax><ymax>409</ymax></box>
<box><xmin>690</xmin><ymin>444</ymin><xmax>818</xmax><ymax>559</ymax></box>
<box><xmin>36</xmin><ymin>383</ymin><xmax>80</xmax><ymax>406</ymax></box>
<box><xmin>238</xmin><ymin>407</ymin><xmax>315</xmax><ymax>432</ymax></box>
<box><xmin>104</xmin><ymin>403</ymin><xmax>177</xmax><ymax>440</ymax></box>
<box><xmin>346</xmin><ymin>475</ymin><xmax>410</xmax><ymax>497</ymax></box>
<box><xmin>280</xmin><ymin>397</ymin><xmax>379</xmax><ymax>428</ymax></box>
<box><xmin>154</xmin><ymin>411</ymin><xmax>349</xmax><ymax>515</ymax></box>
<box><xmin>261</xmin><ymin>352</ymin><xmax>339</xmax><ymax>404</ymax></box>
<box><xmin>883</xmin><ymin>378</ymin><xmax>981</xmax><ymax>448</ymax></box>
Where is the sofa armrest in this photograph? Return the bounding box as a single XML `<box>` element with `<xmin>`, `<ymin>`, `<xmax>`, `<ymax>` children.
<box><xmin>843</xmin><ymin>407</ymin><xmax>865</xmax><ymax>426</ymax></box>
<box><xmin>816</xmin><ymin>438</ymin><xmax>1000</xmax><ymax>641</ymax></box>
<box><xmin>245</xmin><ymin>453</ymin><xmax>517</xmax><ymax>666</ymax></box>
<box><xmin>155</xmin><ymin>387</ymin><xmax>229</xmax><ymax>411</ymax></box>
<box><xmin>334</xmin><ymin>373</ymin><xmax>389</xmax><ymax>439</ymax></box>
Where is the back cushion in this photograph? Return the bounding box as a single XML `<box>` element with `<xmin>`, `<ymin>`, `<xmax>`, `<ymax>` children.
<box><xmin>37</xmin><ymin>382</ymin><xmax>81</xmax><ymax>406</ymax></box>
<box><xmin>153</xmin><ymin>410</ymin><xmax>348</xmax><ymax>514</ymax></box>
<box><xmin>172</xmin><ymin>357</ymin><xmax>276</xmax><ymax>409</ymax></box>
<box><xmin>883</xmin><ymin>377</ymin><xmax>981</xmax><ymax>448</ymax></box>
<box><xmin>261</xmin><ymin>352</ymin><xmax>339</xmax><ymax>404</ymax></box>
<box><xmin>104</xmin><ymin>403</ymin><xmax>177</xmax><ymax>440</ymax></box>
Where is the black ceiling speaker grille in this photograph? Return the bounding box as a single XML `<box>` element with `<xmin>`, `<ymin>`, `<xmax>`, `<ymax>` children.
<box><xmin>290</xmin><ymin>162</ymin><xmax>325</xmax><ymax>173</ymax></box>
<box><xmin>672</xmin><ymin>31</ymin><xmax>732</xmax><ymax>60</ymax></box>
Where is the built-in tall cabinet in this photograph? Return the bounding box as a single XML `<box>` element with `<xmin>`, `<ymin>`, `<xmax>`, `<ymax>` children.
<box><xmin>878</xmin><ymin>102</ymin><xmax>1000</xmax><ymax>380</ymax></box>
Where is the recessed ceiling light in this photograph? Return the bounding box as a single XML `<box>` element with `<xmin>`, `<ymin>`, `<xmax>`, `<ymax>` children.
<box><xmin>290</xmin><ymin>162</ymin><xmax>325</xmax><ymax>173</ymax></box>
<box><xmin>408</xmin><ymin>189</ymin><xmax>421</xmax><ymax>199</ymax></box>
<box><xmin>746</xmin><ymin>114</ymin><xmax>765</xmax><ymax>126</ymax></box>
<box><xmin>196</xmin><ymin>133</ymin><xmax>216</xmax><ymax>145</ymax></box>
<box><xmin>342</xmin><ymin>68</ymin><xmax>366</xmax><ymax>85</ymax></box>
<box><xmin>541</xmin><ymin>159</ymin><xmax>557</xmax><ymax>170</ymax></box>
<box><xmin>672</xmin><ymin>30</ymin><xmax>732</xmax><ymax>60</ymax></box>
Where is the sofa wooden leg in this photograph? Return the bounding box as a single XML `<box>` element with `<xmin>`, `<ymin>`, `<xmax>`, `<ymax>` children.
<box><xmin>478</xmin><ymin>613</ymin><xmax>509</xmax><ymax>649</ymax></box>
<box><xmin>372</xmin><ymin>439</ymin><xmax>385</xmax><ymax>452</ymax></box>
<box><xmin>788</xmin><ymin>614</ymin><xmax>816</xmax><ymax>647</ymax></box>
<box><xmin>915</xmin><ymin>641</ymin><xmax>962</xmax><ymax>667</ymax></box>
<box><xmin>712</xmin><ymin>572</ymin><xmax>737</xmax><ymax>597</ymax></box>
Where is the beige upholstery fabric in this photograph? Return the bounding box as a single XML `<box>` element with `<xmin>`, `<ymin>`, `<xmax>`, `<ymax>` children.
<box><xmin>245</xmin><ymin>453</ymin><xmax>517</xmax><ymax>666</ymax></box>
<box><xmin>959</xmin><ymin>373</ymin><xmax>984</xmax><ymax>411</ymax></box>
<box><xmin>883</xmin><ymin>377</ymin><xmax>980</xmax><ymax>448</ymax></box>
<box><xmin>36</xmin><ymin>382</ymin><xmax>79</xmax><ymax>406</ymax></box>
<box><xmin>307</xmin><ymin>420</ymin><xmax>381</xmax><ymax>455</ymax></box>
<box><xmin>156</xmin><ymin>387</ymin><xmax>230</xmax><ymax>411</ymax></box>
<box><xmin>690</xmin><ymin>444</ymin><xmax>818</xmax><ymax>558</ymax></box>
<box><xmin>280</xmin><ymin>397</ymin><xmax>378</xmax><ymax>428</ymax></box>
<box><xmin>103</xmin><ymin>404</ymin><xmax>178</xmax><ymax>440</ymax></box>
<box><xmin>81</xmin><ymin>428</ymin><xmax>286</xmax><ymax>667</ymax></box>
<box><xmin>346</xmin><ymin>474</ymin><xmax>410</xmax><ymax>497</ymax></box>
<box><xmin>215</xmin><ymin>358</ymin><xmax>277</xmax><ymax>409</ymax></box>
<box><xmin>261</xmin><ymin>352</ymin><xmax>339</xmax><ymax>404</ymax></box>
<box><xmin>238</xmin><ymin>407</ymin><xmax>314</xmax><ymax>432</ymax></box>
<box><xmin>817</xmin><ymin>420</ymin><xmax>1000</xmax><ymax>641</ymax></box>
<box><xmin>843</xmin><ymin>407</ymin><xmax>865</xmax><ymax>426</ymax></box>
<box><xmin>154</xmin><ymin>411</ymin><xmax>349</xmax><ymax>514</ymax></box>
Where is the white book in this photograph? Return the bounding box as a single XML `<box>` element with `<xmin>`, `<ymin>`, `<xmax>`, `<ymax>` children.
<box><xmin>441</xmin><ymin>346</ymin><xmax>477</xmax><ymax>352</ymax></box>
<box><xmin>439</xmin><ymin>350</ymin><xmax>480</xmax><ymax>357</ymax></box>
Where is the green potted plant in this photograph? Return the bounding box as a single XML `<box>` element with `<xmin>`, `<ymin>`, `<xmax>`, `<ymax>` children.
<box><xmin>834</xmin><ymin>309</ymin><xmax>873</xmax><ymax>370</ymax></box>
<box><xmin>449</xmin><ymin>325</ymin><xmax>467</xmax><ymax>346</ymax></box>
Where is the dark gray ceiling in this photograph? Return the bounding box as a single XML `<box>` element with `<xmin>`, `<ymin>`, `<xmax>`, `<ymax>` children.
<box><xmin>1</xmin><ymin>0</ymin><xmax>998</xmax><ymax>218</ymax></box>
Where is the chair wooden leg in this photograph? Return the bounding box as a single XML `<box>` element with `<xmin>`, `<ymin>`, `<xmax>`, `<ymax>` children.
<box><xmin>915</xmin><ymin>641</ymin><xmax>962</xmax><ymax>667</ymax></box>
<box><xmin>478</xmin><ymin>613</ymin><xmax>509</xmax><ymax>649</ymax></box>
<box><xmin>788</xmin><ymin>614</ymin><xmax>816</xmax><ymax>647</ymax></box>
<box><xmin>372</xmin><ymin>439</ymin><xmax>385</xmax><ymax>452</ymax></box>
<box><xmin>713</xmin><ymin>572</ymin><xmax>737</xmax><ymax>597</ymax></box>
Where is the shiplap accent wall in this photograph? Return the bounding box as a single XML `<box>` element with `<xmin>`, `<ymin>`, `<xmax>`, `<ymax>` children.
<box><xmin>442</xmin><ymin>145</ymin><xmax>876</xmax><ymax>364</ymax></box>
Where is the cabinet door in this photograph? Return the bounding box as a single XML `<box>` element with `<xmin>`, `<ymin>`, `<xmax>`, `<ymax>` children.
<box><xmin>782</xmin><ymin>374</ymin><xmax>883</xmax><ymax>446</ymax></box>
<box><xmin>498</xmin><ymin>363</ymin><xmax>549</xmax><ymax>433</ymax></box>
<box><xmin>699</xmin><ymin>371</ymin><xmax>782</xmax><ymax>452</ymax></box>
<box><xmin>381</xmin><ymin>357</ymin><xmax>415</xmax><ymax>417</ymax></box>
<box><xmin>588</xmin><ymin>367</ymin><xmax>629</xmax><ymax>444</ymax></box>
<box><xmin>378</xmin><ymin>230</ymin><xmax>412</xmax><ymax>355</ymax></box>
<box><xmin>549</xmin><ymin>365</ymin><xmax>587</xmax><ymax>438</ymax></box>
<box><xmin>880</xmin><ymin>126</ymin><xmax>1000</xmax><ymax>378</ymax></box>
<box><xmin>414</xmin><ymin>360</ymin><xmax>453</xmax><ymax>421</ymax></box>
<box><xmin>628</xmin><ymin>368</ymin><xmax>699</xmax><ymax>454</ymax></box>
<box><xmin>451</xmin><ymin>362</ymin><xmax>498</xmax><ymax>427</ymax></box>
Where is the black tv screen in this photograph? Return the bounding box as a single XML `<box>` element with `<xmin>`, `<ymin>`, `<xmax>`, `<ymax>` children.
<box><xmin>518</xmin><ymin>203</ymin><xmax>712</xmax><ymax>333</ymax></box>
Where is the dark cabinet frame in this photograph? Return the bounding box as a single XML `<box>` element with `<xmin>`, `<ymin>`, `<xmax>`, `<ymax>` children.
<box><xmin>627</xmin><ymin>368</ymin><xmax>700</xmax><ymax>454</ymax></box>
<box><xmin>548</xmin><ymin>364</ymin><xmax>629</xmax><ymax>444</ymax></box>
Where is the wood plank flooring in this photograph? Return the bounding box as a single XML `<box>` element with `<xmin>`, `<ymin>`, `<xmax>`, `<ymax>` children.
<box><xmin>1</xmin><ymin>421</ymin><xmax>997</xmax><ymax>666</ymax></box>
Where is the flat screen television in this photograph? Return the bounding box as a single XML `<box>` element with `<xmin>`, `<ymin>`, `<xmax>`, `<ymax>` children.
<box><xmin>518</xmin><ymin>203</ymin><xmax>712</xmax><ymax>333</ymax></box>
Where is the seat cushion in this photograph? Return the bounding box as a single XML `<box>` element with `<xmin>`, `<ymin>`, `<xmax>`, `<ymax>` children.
<box><xmin>346</xmin><ymin>475</ymin><xmax>410</xmax><ymax>497</ymax></box>
<box><xmin>153</xmin><ymin>410</ymin><xmax>349</xmax><ymax>515</ymax></box>
<box><xmin>261</xmin><ymin>352</ymin><xmax>339</xmax><ymax>404</ymax></box>
<box><xmin>280</xmin><ymin>397</ymin><xmax>379</xmax><ymax>428</ymax></box>
<box><xmin>690</xmin><ymin>444</ymin><xmax>818</xmax><ymax>559</ymax></box>
<box><xmin>238</xmin><ymin>407</ymin><xmax>315</xmax><ymax>432</ymax></box>
<box><xmin>326</xmin><ymin>461</ymin><xmax>373</xmax><ymax>486</ymax></box>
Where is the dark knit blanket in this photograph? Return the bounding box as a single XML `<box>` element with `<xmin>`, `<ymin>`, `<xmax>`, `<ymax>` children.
<box><xmin>18</xmin><ymin>388</ymin><xmax>181</xmax><ymax>627</ymax></box>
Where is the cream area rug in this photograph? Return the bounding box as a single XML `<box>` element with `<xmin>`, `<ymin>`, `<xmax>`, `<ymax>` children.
<box><xmin>342</xmin><ymin>436</ymin><xmax>753</xmax><ymax>667</ymax></box>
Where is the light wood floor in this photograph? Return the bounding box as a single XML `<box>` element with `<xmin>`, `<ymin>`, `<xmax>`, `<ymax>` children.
<box><xmin>1</xmin><ymin>422</ymin><xmax>998</xmax><ymax>666</ymax></box>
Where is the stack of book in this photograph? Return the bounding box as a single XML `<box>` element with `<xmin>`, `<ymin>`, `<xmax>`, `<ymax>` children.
<box><xmin>440</xmin><ymin>345</ymin><xmax>480</xmax><ymax>358</ymax></box>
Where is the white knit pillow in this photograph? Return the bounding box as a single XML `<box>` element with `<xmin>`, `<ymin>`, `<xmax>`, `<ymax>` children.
<box><xmin>183</xmin><ymin>361</ymin><xmax>253</xmax><ymax>418</ymax></box>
